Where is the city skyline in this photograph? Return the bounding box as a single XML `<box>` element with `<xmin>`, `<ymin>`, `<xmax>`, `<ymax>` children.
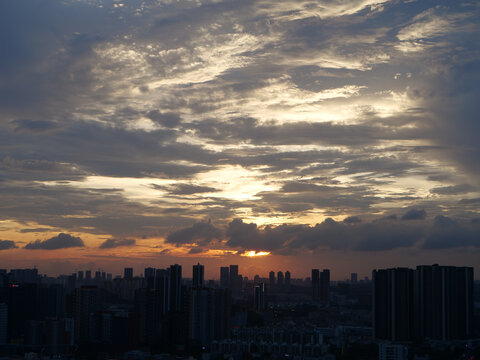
<box><xmin>0</xmin><ymin>0</ymin><xmax>479</xmax><ymax>278</ymax></box>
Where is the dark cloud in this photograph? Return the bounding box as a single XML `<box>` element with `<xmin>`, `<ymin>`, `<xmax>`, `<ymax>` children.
<box><xmin>166</xmin><ymin>220</ymin><xmax>223</xmax><ymax>246</ymax></box>
<box><xmin>422</xmin><ymin>216</ymin><xmax>480</xmax><ymax>249</ymax></box>
<box><xmin>344</xmin><ymin>216</ymin><xmax>361</xmax><ymax>224</ymax></box>
<box><xmin>99</xmin><ymin>238</ymin><xmax>136</xmax><ymax>249</ymax></box>
<box><xmin>0</xmin><ymin>240</ymin><xmax>17</xmax><ymax>250</ymax></box>
<box><xmin>10</xmin><ymin>119</ymin><xmax>59</xmax><ymax>133</ymax></box>
<box><xmin>430</xmin><ymin>184</ymin><xmax>475</xmax><ymax>195</ymax></box>
<box><xmin>146</xmin><ymin>110</ymin><xmax>181</xmax><ymax>128</ymax></box>
<box><xmin>20</xmin><ymin>228</ymin><xmax>53</xmax><ymax>233</ymax></box>
<box><xmin>401</xmin><ymin>209</ymin><xmax>427</xmax><ymax>220</ymax></box>
<box><xmin>24</xmin><ymin>233</ymin><xmax>84</xmax><ymax>250</ymax></box>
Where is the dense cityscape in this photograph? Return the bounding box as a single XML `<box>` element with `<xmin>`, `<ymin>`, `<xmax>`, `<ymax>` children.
<box><xmin>0</xmin><ymin>264</ymin><xmax>478</xmax><ymax>360</ymax></box>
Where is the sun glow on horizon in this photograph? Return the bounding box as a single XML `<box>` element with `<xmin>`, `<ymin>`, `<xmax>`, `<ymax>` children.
<box><xmin>241</xmin><ymin>251</ymin><xmax>271</xmax><ymax>257</ymax></box>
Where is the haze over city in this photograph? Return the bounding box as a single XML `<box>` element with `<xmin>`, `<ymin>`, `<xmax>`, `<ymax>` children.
<box><xmin>0</xmin><ymin>0</ymin><xmax>479</xmax><ymax>279</ymax></box>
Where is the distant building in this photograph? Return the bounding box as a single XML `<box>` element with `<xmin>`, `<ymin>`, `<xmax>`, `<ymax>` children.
<box><xmin>285</xmin><ymin>271</ymin><xmax>291</xmax><ymax>287</ymax></box>
<box><xmin>277</xmin><ymin>271</ymin><xmax>284</xmax><ymax>288</ymax></box>
<box><xmin>254</xmin><ymin>283</ymin><xmax>266</xmax><ymax>311</ymax></box>
<box><xmin>169</xmin><ymin>264</ymin><xmax>182</xmax><ymax>312</ymax></box>
<box><xmin>220</xmin><ymin>267</ymin><xmax>229</xmax><ymax>289</ymax></box>
<box><xmin>124</xmin><ymin>268</ymin><xmax>133</xmax><ymax>280</ymax></box>
<box><xmin>269</xmin><ymin>271</ymin><xmax>275</xmax><ymax>289</ymax></box>
<box><xmin>320</xmin><ymin>269</ymin><xmax>330</xmax><ymax>302</ymax></box>
<box><xmin>192</xmin><ymin>263</ymin><xmax>204</xmax><ymax>288</ymax></box>
<box><xmin>312</xmin><ymin>269</ymin><xmax>320</xmax><ymax>301</ymax></box>
<box><xmin>351</xmin><ymin>273</ymin><xmax>358</xmax><ymax>283</ymax></box>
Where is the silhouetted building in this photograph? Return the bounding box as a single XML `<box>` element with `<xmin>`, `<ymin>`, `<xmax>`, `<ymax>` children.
<box><xmin>85</xmin><ymin>270</ymin><xmax>92</xmax><ymax>284</ymax></box>
<box><xmin>269</xmin><ymin>271</ymin><xmax>275</xmax><ymax>289</ymax></box>
<box><xmin>124</xmin><ymin>267</ymin><xmax>133</xmax><ymax>280</ymax></box>
<box><xmin>169</xmin><ymin>264</ymin><xmax>182</xmax><ymax>312</ymax></box>
<box><xmin>277</xmin><ymin>271</ymin><xmax>284</xmax><ymax>288</ymax></box>
<box><xmin>229</xmin><ymin>265</ymin><xmax>241</xmax><ymax>297</ymax></box>
<box><xmin>285</xmin><ymin>271</ymin><xmax>291</xmax><ymax>288</ymax></box>
<box><xmin>144</xmin><ymin>267</ymin><xmax>156</xmax><ymax>289</ymax></box>
<box><xmin>351</xmin><ymin>273</ymin><xmax>358</xmax><ymax>283</ymax></box>
<box><xmin>374</xmin><ymin>265</ymin><xmax>474</xmax><ymax>342</ymax></box>
<box><xmin>7</xmin><ymin>283</ymin><xmax>38</xmax><ymax>342</ymax></box>
<box><xmin>78</xmin><ymin>270</ymin><xmax>84</xmax><ymax>283</ymax></box>
<box><xmin>254</xmin><ymin>283</ymin><xmax>266</xmax><ymax>311</ymax></box>
<box><xmin>312</xmin><ymin>269</ymin><xmax>319</xmax><ymax>301</ymax></box>
<box><xmin>373</xmin><ymin>267</ymin><xmax>416</xmax><ymax>342</ymax></box>
<box><xmin>379</xmin><ymin>343</ymin><xmax>408</xmax><ymax>360</ymax></box>
<box><xmin>220</xmin><ymin>267</ymin><xmax>229</xmax><ymax>289</ymax></box>
<box><xmin>320</xmin><ymin>269</ymin><xmax>330</xmax><ymax>302</ymax></box>
<box><xmin>414</xmin><ymin>264</ymin><xmax>474</xmax><ymax>340</ymax></box>
<box><xmin>193</xmin><ymin>263</ymin><xmax>204</xmax><ymax>288</ymax></box>
<box><xmin>73</xmin><ymin>286</ymin><xmax>104</xmax><ymax>343</ymax></box>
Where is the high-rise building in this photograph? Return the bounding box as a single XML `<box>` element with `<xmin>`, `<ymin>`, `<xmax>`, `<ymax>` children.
<box><xmin>277</xmin><ymin>271</ymin><xmax>284</xmax><ymax>288</ymax></box>
<box><xmin>311</xmin><ymin>269</ymin><xmax>319</xmax><ymax>301</ymax></box>
<box><xmin>85</xmin><ymin>270</ymin><xmax>92</xmax><ymax>284</ymax></box>
<box><xmin>414</xmin><ymin>264</ymin><xmax>473</xmax><ymax>340</ymax></box>
<box><xmin>373</xmin><ymin>267</ymin><xmax>414</xmax><ymax>342</ymax></box>
<box><xmin>220</xmin><ymin>267</ymin><xmax>229</xmax><ymax>289</ymax></box>
<box><xmin>320</xmin><ymin>269</ymin><xmax>330</xmax><ymax>302</ymax></box>
<box><xmin>229</xmin><ymin>265</ymin><xmax>241</xmax><ymax>297</ymax></box>
<box><xmin>169</xmin><ymin>264</ymin><xmax>182</xmax><ymax>312</ymax></box>
<box><xmin>124</xmin><ymin>268</ymin><xmax>133</xmax><ymax>280</ymax></box>
<box><xmin>285</xmin><ymin>271</ymin><xmax>291</xmax><ymax>288</ymax></box>
<box><xmin>351</xmin><ymin>273</ymin><xmax>358</xmax><ymax>283</ymax></box>
<box><xmin>144</xmin><ymin>267</ymin><xmax>155</xmax><ymax>289</ymax></box>
<box><xmin>78</xmin><ymin>270</ymin><xmax>84</xmax><ymax>283</ymax></box>
<box><xmin>73</xmin><ymin>286</ymin><xmax>104</xmax><ymax>342</ymax></box>
<box><xmin>193</xmin><ymin>263</ymin><xmax>204</xmax><ymax>288</ymax></box>
<box><xmin>254</xmin><ymin>283</ymin><xmax>266</xmax><ymax>311</ymax></box>
<box><xmin>269</xmin><ymin>271</ymin><xmax>275</xmax><ymax>289</ymax></box>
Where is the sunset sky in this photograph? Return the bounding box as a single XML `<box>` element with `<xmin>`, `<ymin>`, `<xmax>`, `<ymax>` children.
<box><xmin>0</xmin><ymin>0</ymin><xmax>479</xmax><ymax>279</ymax></box>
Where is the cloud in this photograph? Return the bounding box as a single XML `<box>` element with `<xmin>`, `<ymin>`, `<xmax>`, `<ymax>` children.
<box><xmin>422</xmin><ymin>215</ymin><xmax>480</xmax><ymax>249</ymax></box>
<box><xmin>0</xmin><ymin>240</ymin><xmax>17</xmax><ymax>250</ymax></box>
<box><xmin>24</xmin><ymin>233</ymin><xmax>84</xmax><ymax>250</ymax></box>
<box><xmin>401</xmin><ymin>208</ymin><xmax>426</xmax><ymax>220</ymax></box>
<box><xmin>99</xmin><ymin>238</ymin><xmax>136</xmax><ymax>249</ymax></box>
<box><xmin>430</xmin><ymin>184</ymin><xmax>475</xmax><ymax>195</ymax></box>
<box><xmin>166</xmin><ymin>220</ymin><xmax>223</xmax><ymax>246</ymax></box>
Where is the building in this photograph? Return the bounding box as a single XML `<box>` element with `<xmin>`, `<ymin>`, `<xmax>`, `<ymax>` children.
<box><xmin>169</xmin><ymin>264</ymin><xmax>182</xmax><ymax>312</ymax></box>
<box><xmin>220</xmin><ymin>267</ymin><xmax>229</xmax><ymax>289</ymax></box>
<box><xmin>193</xmin><ymin>263</ymin><xmax>204</xmax><ymax>288</ymax></box>
<box><xmin>312</xmin><ymin>269</ymin><xmax>320</xmax><ymax>301</ymax></box>
<box><xmin>414</xmin><ymin>264</ymin><xmax>474</xmax><ymax>340</ymax></box>
<box><xmin>124</xmin><ymin>268</ymin><xmax>133</xmax><ymax>280</ymax></box>
<box><xmin>254</xmin><ymin>283</ymin><xmax>266</xmax><ymax>311</ymax></box>
<box><xmin>269</xmin><ymin>271</ymin><xmax>275</xmax><ymax>289</ymax></box>
<box><xmin>285</xmin><ymin>271</ymin><xmax>291</xmax><ymax>288</ymax></box>
<box><xmin>320</xmin><ymin>269</ymin><xmax>330</xmax><ymax>302</ymax></box>
<box><xmin>373</xmin><ymin>268</ymin><xmax>414</xmax><ymax>342</ymax></box>
<box><xmin>351</xmin><ymin>273</ymin><xmax>358</xmax><ymax>283</ymax></box>
<box><xmin>373</xmin><ymin>265</ymin><xmax>474</xmax><ymax>342</ymax></box>
<box><xmin>277</xmin><ymin>271</ymin><xmax>284</xmax><ymax>288</ymax></box>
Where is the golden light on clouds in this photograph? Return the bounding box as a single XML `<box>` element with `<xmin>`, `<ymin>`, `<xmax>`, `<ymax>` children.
<box><xmin>241</xmin><ymin>251</ymin><xmax>271</xmax><ymax>257</ymax></box>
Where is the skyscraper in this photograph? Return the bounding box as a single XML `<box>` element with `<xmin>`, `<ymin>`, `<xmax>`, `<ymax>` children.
<box><xmin>254</xmin><ymin>283</ymin><xmax>266</xmax><ymax>311</ymax></box>
<box><xmin>414</xmin><ymin>264</ymin><xmax>473</xmax><ymax>340</ymax></box>
<box><xmin>269</xmin><ymin>271</ymin><xmax>275</xmax><ymax>289</ymax></box>
<box><xmin>351</xmin><ymin>273</ymin><xmax>358</xmax><ymax>283</ymax></box>
<box><xmin>320</xmin><ymin>269</ymin><xmax>330</xmax><ymax>302</ymax></box>
<box><xmin>311</xmin><ymin>269</ymin><xmax>319</xmax><ymax>301</ymax></box>
<box><xmin>220</xmin><ymin>267</ymin><xmax>229</xmax><ymax>289</ymax></box>
<box><xmin>193</xmin><ymin>263</ymin><xmax>204</xmax><ymax>288</ymax></box>
<box><xmin>373</xmin><ymin>267</ymin><xmax>414</xmax><ymax>342</ymax></box>
<box><xmin>169</xmin><ymin>264</ymin><xmax>182</xmax><ymax>312</ymax></box>
<box><xmin>277</xmin><ymin>271</ymin><xmax>284</xmax><ymax>288</ymax></box>
<box><xmin>124</xmin><ymin>268</ymin><xmax>133</xmax><ymax>279</ymax></box>
<box><xmin>285</xmin><ymin>271</ymin><xmax>291</xmax><ymax>288</ymax></box>
<box><xmin>0</xmin><ymin>303</ymin><xmax>7</xmax><ymax>345</ymax></box>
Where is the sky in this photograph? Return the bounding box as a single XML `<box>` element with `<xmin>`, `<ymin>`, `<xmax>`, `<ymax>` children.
<box><xmin>0</xmin><ymin>0</ymin><xmax>479</xmax><ymax>280</ymax></box>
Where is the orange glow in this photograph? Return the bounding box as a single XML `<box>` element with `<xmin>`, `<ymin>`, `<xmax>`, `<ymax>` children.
<box><xmin>241</xmin><ymin>251</ymin><xmax>271</xmax><ymax>257</ymax></box>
